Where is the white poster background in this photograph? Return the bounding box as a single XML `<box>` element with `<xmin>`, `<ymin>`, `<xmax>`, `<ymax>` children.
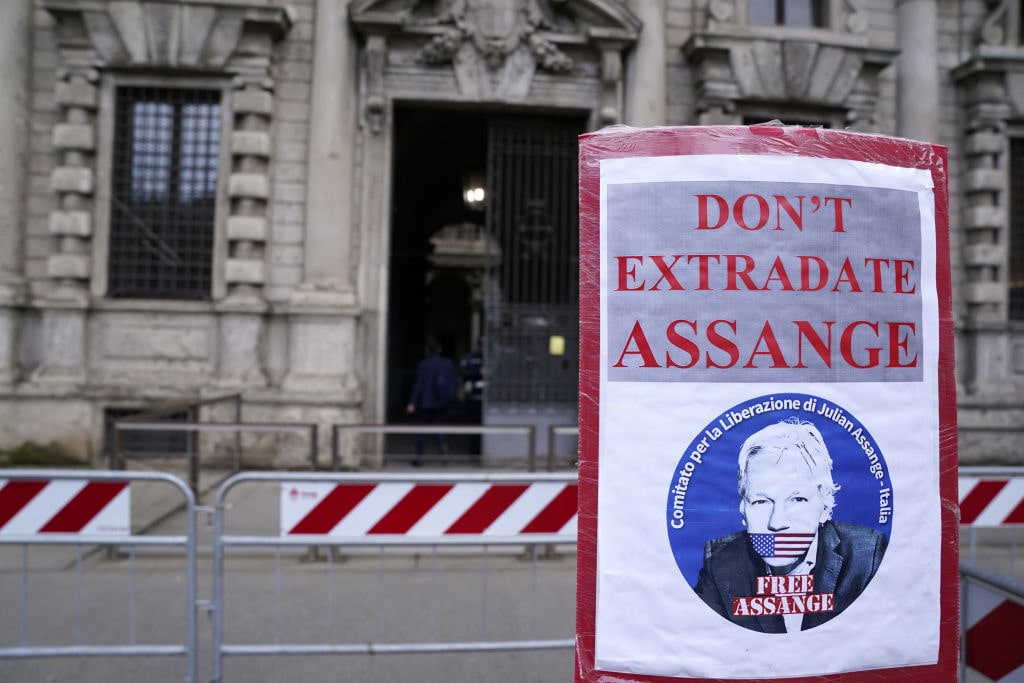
<box><xmin>594</xmin><ymin>155</ymin><xmax>941</xmax><ymax>678</ymax></box>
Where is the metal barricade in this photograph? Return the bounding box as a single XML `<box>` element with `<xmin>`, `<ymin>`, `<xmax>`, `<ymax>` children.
<box><xmin>959</xmin><ymin>466</ymin><xmax>1024</xmax><ymax>577</ymax></box>
<box><xmin>960</xmin><ymin>561</ymin><xmax>1024</xmax><ymax>682</ymax></box>
<box><xmin>0</xmin><ymin>469</ymin><xmax>198</xmax><ymax>683</ymax></box>
<box><xmin>211</xmin><ymin>470</ymin><xmax>577</xmax><ymax>682</ymax></box>
<box><xmin>547</xmin><ymin>425</ymin><xmax>579</xmax><ymax>472</ymax></box>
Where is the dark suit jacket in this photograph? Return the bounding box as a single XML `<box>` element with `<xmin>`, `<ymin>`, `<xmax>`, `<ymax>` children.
<box><xmin>409</xmin><ymin>352</ymin><xmax>457</xmax><ymax>411</ymax></box>
<box><xmin>693</xmin><ymin>520</ymin><xmax>888</xmax><ymax>632</ymax></box>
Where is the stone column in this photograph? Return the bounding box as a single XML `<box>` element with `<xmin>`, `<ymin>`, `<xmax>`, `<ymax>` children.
<box><xmin>299</xmin><ymin>0</ymin><xmax>358</xmax><ymax>303</ymax></box>
<box><xmin>624</xmin><ymin>0</ymin><xmax>667</xmax><ymax>127</ymax></box>
<box><xmin>0</xmin><ymin>0</ymin><xmax>32</xmax><ymax>385</ymax></box>
<box><xmin>896</xmin><ymin>0</ymin><xmax>939</xmax><ymax>143</ymax></box>
<box><xmin>283</xmin><ymin>0</ymin><xmax>360</xmax><ymax>400</ymax></box>
<box><xmin>952</xmin><ymin>60</ymin><xmax>1013</xmax><ymax>395</ymax></box>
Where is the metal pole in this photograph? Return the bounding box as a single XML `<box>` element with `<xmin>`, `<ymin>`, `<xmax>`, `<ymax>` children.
<box><xmin>527</xmin><ymin>425</ymin><xmax>537</xmax><ymax>472</ymax></box>
<box><xmin>114</xmin><ymin>426</ymin><xmax>126</xmax><ymax>471</ymax></box>
<box><xmin>186</xmin><ymin>481</ymin><xmax>198</xmax><ymax>683</ymax></box>
<box><xmin>331</xmin><ymin>424</ymin><xmax>339</xmax><ymax>472</ymax></box>
<box><xmin>233</xmin><ymin>395</ymin><xmax>242</xmax><ymax>473</ymax></box>
<box><xmin>310</xmin><ymin>424</ymin><xmax>319</xmax><ymax>470</ymax></box>
<box><xmin>546</xmin><ymin>426</ymin><xmax>555</xmax><ymax>473</ymax></box>
<box><xmin>188</xmin><ymin>436</ymin><xmax>199</xmax><ymax>498</ymax></box>
<box><xmin>211</xmin><ymin>480</ymin><xmax>226</xmax><ymax>682</ymax></box>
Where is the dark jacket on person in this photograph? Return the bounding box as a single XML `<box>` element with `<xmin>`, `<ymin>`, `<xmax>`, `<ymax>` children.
<box><xmin>693</xmin><ymin>520</ymin><xmax>888</xmax><ymax>632</ymax></box>
<box><xmin>408</xmin><ymin>352</ymin><xmax>458</xmax><ymax>411</ymax></box>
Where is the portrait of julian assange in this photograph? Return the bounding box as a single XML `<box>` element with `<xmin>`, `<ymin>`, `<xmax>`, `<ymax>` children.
<box><xmin>693</xmin><ymin>417</ymin><xmax>888</xmax><ymax>633</ymax></box>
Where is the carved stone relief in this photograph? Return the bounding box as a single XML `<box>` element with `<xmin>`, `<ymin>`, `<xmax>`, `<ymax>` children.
<box><xmin>350</xmin><ymin>0</ymin><xmax>640</xmax><ymax>128</ymax></box>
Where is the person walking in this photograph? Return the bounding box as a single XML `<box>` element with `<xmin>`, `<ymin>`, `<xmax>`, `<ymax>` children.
<box><xmin>406</xmin><ymin>336</ymin><xmax>458</xmax><ymax>465</ymax></box>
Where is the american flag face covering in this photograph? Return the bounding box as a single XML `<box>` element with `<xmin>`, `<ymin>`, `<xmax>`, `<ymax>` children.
<box><xmin>750</xmin><ymin>532</ymin><xmax>815</xmax><ymax>560</ymax></box>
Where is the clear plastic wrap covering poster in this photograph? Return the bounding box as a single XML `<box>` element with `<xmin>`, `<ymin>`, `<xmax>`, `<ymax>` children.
<box><xmin>576</xmin><ymin>126</ymin><xmax>958</xmax><ymax>683</ymax></box>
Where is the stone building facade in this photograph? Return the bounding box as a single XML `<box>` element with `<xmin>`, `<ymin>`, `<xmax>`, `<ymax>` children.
<box><xmin>0</xmin><ymin>0</ymin><xmax>1020</xmax><ymax>467</ymax></box>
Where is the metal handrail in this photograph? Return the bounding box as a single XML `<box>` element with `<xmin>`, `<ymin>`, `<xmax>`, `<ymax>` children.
<box><xmin>330</xmin><ymin>423</ymin><xmax>537</xmax><ymax>471</ymax></box>
<box><xmin>114</xmin><ymin>420</ymin><xmax>319</xmax><ymax>494</ymax></box>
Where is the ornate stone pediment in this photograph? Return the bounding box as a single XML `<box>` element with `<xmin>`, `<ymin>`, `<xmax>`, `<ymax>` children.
<box><xmin>41</xmin><ymin>0</ymin><xmax>291</xmax><ymax>73</ymax></box>
<box><xmin>684</xmin><ymin>2</ymin><xmax>895</xmax><ymax>130</ymax></box>
<box><xmin>350</xmin><ymin>0</ymin><xmax>640</xmax><ymax>126</ymax></box>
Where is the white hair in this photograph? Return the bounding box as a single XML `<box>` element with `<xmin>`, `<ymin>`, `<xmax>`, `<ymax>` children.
<box><xmin>737</xmin><ymin>417</ymin><xmax>839</xmax><ymax>518</ymax></box>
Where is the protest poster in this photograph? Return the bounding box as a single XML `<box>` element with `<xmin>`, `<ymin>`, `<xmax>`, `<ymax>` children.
<box><xmin>576</xmin><ymin>125</ymin><xmax>958</xmax><ymax>682</ymax></box>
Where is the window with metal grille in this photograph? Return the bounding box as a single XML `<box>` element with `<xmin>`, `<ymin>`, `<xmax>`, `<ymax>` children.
<box><xmin>750</xmin><ymin>0</ymin><xmax>827</xmax><ymax>27</ymax></box>
<box><xmin>108</xmin><ymin>87</ymin><xmax>221</xmax><ymax>300</ymax></box>
<box><xmin>1010</xmin><ymin>138</ymin><xmax>1024</xmax><ymax>320</ymax></box>
<box><xmin>103</xmin><ymin>407</ymin><xmax>195</xmax><ymax>460</ymax></box>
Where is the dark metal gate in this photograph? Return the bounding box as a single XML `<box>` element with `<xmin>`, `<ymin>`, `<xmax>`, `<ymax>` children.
<box><xmin>484</xmin><ymin>118</ymin><xmax>581</xmax><ymax>405</ymax></box>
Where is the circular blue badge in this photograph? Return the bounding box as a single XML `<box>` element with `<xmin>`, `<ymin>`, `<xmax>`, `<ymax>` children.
<box><xmin>666</xmin><ymin>393</ymin><xmax>892</xmax><ymax>631</ymax></box>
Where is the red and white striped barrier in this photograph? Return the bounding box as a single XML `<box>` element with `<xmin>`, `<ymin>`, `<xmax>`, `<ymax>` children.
<box><xmin>0</xmin><ymin>478</ymin><xmax>130</xmax><ymax>536</ymax></box>
<box><xmin>964</xmin><ymin>578</ymin><xmax>1024</xmax><ymax>682</ymax></box>
<box><xmin>959</xmin><ymin>477</ymin><xmax>1024</xmax><ymax>527</ymax></box>
<box><xmin>280</xmin><ymin>481</ymin><xmax>577</xmax><ymax>538</ymax></box>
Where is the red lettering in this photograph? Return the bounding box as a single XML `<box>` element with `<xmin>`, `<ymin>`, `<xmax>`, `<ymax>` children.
<box><xmin>665</xmin><ymin>320</ymin><xmax>700</xmax><ymax>369</ymax></box>
<box><xmin>774</xmin><ymin>195</ymin><xmax>804</xmax><ymax>231</ymax></box>
<box><xmin>706</xmin><ymin>320</ymin><xmax>739</xmax><ymax>368</ymax></box>
<box><xmin>831</xmin><ymin>257</ymin><xmax>863</xmax><ymax>292</ymax></box>
<box><xmin>795</xmin><ymin>321</ymin><xmax>834</xmax><ymax>368</ymax></box>
<box><xmin>687</xmin><ymin>254</ymin><xmax>720</xmax><ymax>290</ymax></box>
<box><xmin>743</xmin><ymin>321</ymin><xmax>790</xmax><ymax>368</ymax></box>
<box><xmin>725</xmin><ymin>254</ymin><xmax>759</xmax><ymax>290</ymax></box>
<box><xmin>824</xmin><ymin>196</ymin><xmax>852</xmax><ymax>232</ymax></box>
<box><xmin>734</xmin><ymin>194</ymin><xmax>770</xmax><ymax>230</ymax></box>
<box><xmin>650</xmin><ymin>255</ymin><xmax>685</xmax><ymax>291</ymax></box>
<box><xmin>864</xmin><ymin>257</ymin><xmax>889</xmax><ymax>293</ymax></box>
<box><xmin>799</xmin><ymin>255</ymin><xmax>828</xmax><ymax>291</ymax></box>
<box><xmin>614</xmin><ymin>321</ymin><xmax>660</xmax><ymax>367</ymax></box>
<box><xmin>887</xmin><ymin>321</ymin><xmax>918</xmax><ymax>368</ymax></box>
<box><xmin>894</xmin><ymin>259</ymin><xmax>917</xmax><ymax>294</ymax></box>
<box><xmin>763</xmin><ymin>256</ymin><xmax>795</xmax><ymax>291</ymax></box>
<box><xmin>695</xmin><ymin>194</ymin><xmax>728</xmax><ymax>230</ymax></box>
<box><xmin>840</xmin><ymin>321</ymin><xmax>881</xmax><ymax>368</ymax></box>
<box><xmin>615</xmin><ymin>256</ymin><xmax>644</xmax><ymax>291</ymax></box>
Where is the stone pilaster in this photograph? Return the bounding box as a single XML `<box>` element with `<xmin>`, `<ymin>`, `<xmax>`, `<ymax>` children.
<box><xmin>216</xmin><ymin>82</ymin><xmax>274</xmax><ymax>387</ymax></box>
<box><xmin>215</xmin><ymin>311</ymin><xmax>268</xmax><ymax>388</ymax></box>
<box><xmin>281</xmin><ymin>0</ymin><xmax>362</xmax><ymax>399</ymax></box>
<box><xmin>624</xmin><ymin>0</ymin><xmax>667</xmax><ymax>127</ymax></box>
<box><xmin>32</xmin><ymin>69</ymin><xmax>99</xmax><ymax>387</ymax></box>
<box><xmin>215</xmin><ymin>84</ymin><xmax>274</xmax><ymax>386</ymax></box>
<box><xmin>31</xmin><ymin>305</ymin><xmax>88</xmax><ymax>388</ymax></box>
<box><xmin>46</xmin><ymin>70</ymin><xmax>98</xmax><ymax>305</ymax></box>
<box><xmin>0</xmin><ymin>0</ymin><xmax>32</xmax><ymax>385</ymax></box>
<box><xmin>281</xmin><ymin>310</ymin><xmax>361</xmax><ymax>399</ymax></box>
<box><xmin>952</xmin><ymin>50</ymin><xmax>1015</xmax><ymax>395</ymax></box>
<box><xmin>301</xmin><ymin>0</ymin><xmax>359</xmax><ymax>301</ymax></box>
<box><xmin>225</xmin><ymin>84</ymin><xmax>273</xmax><ymax>305</ymax></box>
<box><xmin>896</xmin><ymin>0</ymin><xmax>939</xmax><ymax>143</ymax></box>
